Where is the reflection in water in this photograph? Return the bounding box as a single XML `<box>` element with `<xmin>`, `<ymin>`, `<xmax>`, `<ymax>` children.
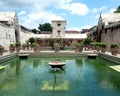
<box><xmin>41</xmin><ymin>71</ymin><xmax>69</xmax><ymax>91</ymax></box>
<box><xmin>0</xmin><ymin>57</ymin><xmax>120</xmax><ymax>96</ymax></box>
<box><xmin>75</xmin><ymin>58</ymin><xmax>83</xmax><ymax>67</ymax></box>
<box><xmin>16</xmin><ymin>59</ymin><xmax>21</xmax><ymax>75</ymax></box>
<box><xmin>53</xmin><ymin>73</ymin><xmax>56</xmax><ymax>92</ymax></box>
<box><xmin>85</xmin><ymin>57</ymin><xmax>120</xmax><ymax>91</ymax></box>
<box><xmin>33</xmin><ymin>59</ymin><xmax>41</xmax><ymax>69</ymax></box>
<box><xmin>0</xmin><ymin>68</ymin><xmax>5</xmax><ymax>74</ymax></box>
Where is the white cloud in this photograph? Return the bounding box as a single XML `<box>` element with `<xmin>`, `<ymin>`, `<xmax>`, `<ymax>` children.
<box><xmin>22</xmin><ymin>11</ymin><xmax>64</xmax><ymax>29</ymax></box>
<box><xmin>67</xmin><ymin>27</ymin><xmax>81</xmax><ymax>31</ymax></box>
<box><xmin>0</xmin><ymin>0</ymin><xmax>89</xmax><ymax>16</ymax></box>
<box><xmin>110</xmin><ymin>8</ymin><xmax>116</xmax><ymax>13</ymax></box>
<box><xmin>0</xmin><ymin>0</ymin><xmax>89</xmax><ymax>29</ymax></box>
<box><xmin>18</xmin><ymin>11</ymin><xmax>26</xmax><ymax>15</ymax></box>
<box><xmin>64</xmin><ymin>3</ymin><xmax>89</xmax><ymax>15</ymax></box>
<box><xmin>92</xmin><ymin>6</ymin><xmax>107</xmax><ymax>13</ymax></box>
<box><xmin>67</xmin><ymin>25</ymin><xmax>92</xmax><ymax>31</ymax></box>
<box><xmin>82</xmin><ymin>25</ymin><xmax>92</xmax><ymax>29</ymax></box>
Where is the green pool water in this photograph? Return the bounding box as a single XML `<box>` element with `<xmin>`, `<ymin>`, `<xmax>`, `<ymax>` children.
<box><xmin>0</xmin><ymin>56</ymin><xmax>120</xmax><ymax>96</ymax></box>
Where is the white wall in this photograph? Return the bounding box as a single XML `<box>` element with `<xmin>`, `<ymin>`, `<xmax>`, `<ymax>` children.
<box><xmin>20</xmin><ymin>29</ymin><xmax>34</xmax><ymax>45</ymax></box>
<box><xmin>0</xmin><ymin>23</ymin><xmax>33</xmax><ymax>51</ymax></box>
<box><xmin>0</xmin><ymin>23</ymin><xmax>16</xmax><ymax>51</ymax></box>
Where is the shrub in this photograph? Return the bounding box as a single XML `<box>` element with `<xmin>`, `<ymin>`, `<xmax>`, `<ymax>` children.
<box><xmin>32</xmin><ymin>42</ymin><xmax>39</xmax><ymax>47</ymax></box>
<box><xmin>15</xmin><ymin>42</ymin><xmax>21</xmax><ymax>46</ymax></box>
<box><xmin>100</xmin><ymin>43</ymin><xmax>107</xmax><ymax>48</ymax></box>
<box><xmin>29</xmin><ymin>37</ymin><xmax>35</xmax><ymax>44</ymax></box>
<box><xmin>10</xmin><ymin>43</ymin><xmax>15</xmax><ymax>46</ymax></box>
<box><xmin>0</xmin><ymin>45</ymin><xmax>3</xmax><ymax>48</ymax></box>
<box><xmin>110</xmin><ymin>44</ymin><xmax>119</xmax><ymax>48</ymax></box>
<box><xmin>76</xmin><ymin>42</ymin><xmax>83</xmax><ymax>47</ymax></box>
<box><xmin>54</xmin><ymin>43</ymin><xmax>60</xmax><ymax>47</ymax></box>
<box><xmin>22</xmin><ymin>43</ymin><xmax>26</xmax><ymax>47</ymax></box>
<box><xmin>84</xmin><ymin>38</ymin><xmax>92</xmax><ymax>45</ymax></box>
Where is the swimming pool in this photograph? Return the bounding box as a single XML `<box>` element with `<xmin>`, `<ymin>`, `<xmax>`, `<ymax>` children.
<box><xmin>0</xmin><ymin>57</ymin><xmax>120</xmax><ymax>96</ymax></box>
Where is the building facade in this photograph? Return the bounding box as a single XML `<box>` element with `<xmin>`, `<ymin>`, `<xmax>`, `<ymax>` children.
<box><xmin>33</xmin><ymin>20</ymin><xmax>87</xmax><ymax>48</ymax></box>
<box><xmin>0</xmin><ymin>12</ymin><xmax>32</xmax><ymax>51</ymax></box>
<box><xmin>88</xmin><ymin>13</ymin><xmax>120</xmax><ymax>52</ymax></box>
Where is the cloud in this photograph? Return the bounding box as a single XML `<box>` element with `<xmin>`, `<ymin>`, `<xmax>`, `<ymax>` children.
<box><xmin>18</xmin><ymin>11</ymin><xmax>26</xmax><ymax>15</ymax></box>
<box><xmin>67</xmin><ymin>25</ymin><xmax>92</xmax><ymax>31</ymax></box>
<box><xmin>0</xmin><ymin>0</ymin><xmax>89</xmax><ymax>15</ymax></box>
<box><xmin>109</xmin><ymin>8</ymin><xmax>116</xmax><ymax>13</ymax></box>
<box><xmin>63</xmin><ymin>3</ymin><xmax>89</xmax><ymax>15</ymax></box>
<box><xmin>0</xmin><ymin>0</ymin><xmax>89</xmax><ymax>29</ymax></box>
<box><xmin>22</xmin><ymin>11</ymin><xmax>64</xmax><ymax>29</ymax></box>
<box><xmin>67</xmin><ymin>27</ymin><xmax>81</xmax><ymax>31</ymax></box>
<box><xmin>82</xmin><ymin>25</ymin><xmax>93</xmax><ymax>29</ymax></box>
<box><xmin>92</xmin><ymin>6</ymin><xmax>107</xmax><ymax>13</ymax></box>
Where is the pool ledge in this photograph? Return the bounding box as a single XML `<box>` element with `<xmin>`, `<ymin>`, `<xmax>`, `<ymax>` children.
<box><xmin>99</xmin><ymin>53</ymin><xmax>120</xmax><ymax>64</ymax></box>
<box><xmin>0</xmin><ymin>53</ymin><xmax>17</xmax><ymax>63</ymax></box>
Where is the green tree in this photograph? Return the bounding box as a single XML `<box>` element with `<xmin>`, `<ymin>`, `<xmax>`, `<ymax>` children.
<box><xmin>114</xmin><ymin>5</ymin><xmax>120</xmax><ymax>13</ymax></box>
<box><xmin>38</xmin><ymin>23</ymin><xmax>52</xmax><ymax>31</ymax></box>
<box><xmin>31</xmin><ymin>29</ymin><xmax>40</xmax><ymax>34</ymax></box>
<box><xmin>29</xmin><ymin>37</ymin><xmax>35</xmax><ymax>44</ymax></box>
<box><xmin>84</xmin><ymin>38</ymin><xmax>92</xmax><ymax>45</ymax></box>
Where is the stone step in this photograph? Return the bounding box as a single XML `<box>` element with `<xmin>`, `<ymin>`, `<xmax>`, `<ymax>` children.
<box><xmin>109</xmin><ymin>65</ymin><xmax>120</xmax><ymax>72</ymax></box>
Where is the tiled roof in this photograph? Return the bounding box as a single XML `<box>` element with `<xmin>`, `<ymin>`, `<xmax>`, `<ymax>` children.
<box><xmin>0</xmin><ymin>12</ymin><xmax>16</xmax><ymax>22</ymax></box>
<box><xmin>33</xmin><ymin>33</ymin><xmax>87</xmax><ymax>39</ymax></box>
<box><xmin>66</xmin><ymin>30</ymin><xmax>79</xmax><ymax>34</ymax></box>
<box><xmin>101</xmin><ymin>13</ymin><xmax>120</xmax><ymax>25</ymax></box>
<box><xmin>105</xmin><ymin>21</ymin><xmax>120</xmax><ymax>29</ymax></box>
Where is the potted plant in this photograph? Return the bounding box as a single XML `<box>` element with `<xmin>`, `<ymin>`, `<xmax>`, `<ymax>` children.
<box><xmin>0</xmin><ymin>45</ymin><xmax>4</xmax><ymax>55</ymax></box>
<box><xmin>29</xmin><ymin>37</ymin><xmax>35</xmax><ymax>49</ymax></box>
<box><xmin>84</xmin><ymin>38</ymin><xmax>92</xmax><ymax>49</ymax></box>
<box><xmin>90</xmin><ymin>43</ymin><xmax>96</xmax><ymax>50</ymax></box>
<box><xmin>26</xmin><ymin>40</ymin><xmax>29</xmax><ymax>50</ymax></box>
<box><xmin>54</xmin><ymin>43</ymin><xmax>60</xmax><ymax>52</ymax></box>
<box><xmin>110</xmin><ymin>43</ymin><xmax>119</xmax><ymax>56</ymax></box>
<box><xmin>22</xmin><ymin>43</ymin><xmax>26</xmax><ymax>50</ymax></box>
<box><xmin>100</xmin><ymin>43</ymin><xmax>107</xmax><ymax>53</ymax></box>
<box><xmin>94</xmin><ymin>42</ymin><xmax>101</xmax><ymax>52</ymax></box>
<box><xmin>32</xmin><ymin>42</ymin><xmax>39</xmax><ymax>53</ymax></box>
<box><xmin>76</xmin><ymin>42</ymin><xmax>83</xmax><ymax>52</ymax></box>
<box><xmin>9</xmin><ymin>43</ymin><xmax>15</xmax><ymax>53</ymax></box>
<box><xmin>15</xmin><ymin>42</ymin><xmax>21</xmax><ymax>52</ymax></box>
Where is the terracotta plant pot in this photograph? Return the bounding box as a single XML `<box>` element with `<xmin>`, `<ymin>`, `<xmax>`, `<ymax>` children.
<box><xmin>111</xmin><ymin>47</ymin><xmax>119</xmax><ymax>56</ymax></box>
<box><xmin>0</xmin><ymin>47</ymin><xmax>4</xmax><ymax>55</ymax></box>
<box><xmin>9</xmin><ymin>46</ymin><xmax>15</xmax><ymax>53</ymax></box>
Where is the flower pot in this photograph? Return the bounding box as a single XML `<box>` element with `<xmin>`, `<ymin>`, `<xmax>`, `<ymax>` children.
<box><xmin>111</xmin><ymin>47</ymin><xmax>119</xmax><ymax>56</ymax></box>
<box><xmin>33</xmin><ymin>46</ymin><xmax>39</xmax><ymax>53</ymax></box>
<box><xmin>0</xmin><ymin>47</ymin><xmax>4</xmax><ymax>55</ymax></box>
<box><xmin>16</xmin><ymin>46</ymin><xmax>21</xmax><ymax>52</ymax></box>
<box><xmin>9</xmin><ymin>46</ymin><xmax>15</xmax><ymax>53</ymax></box>
<box><xmin>101</xmin><ymin>47</ymin><xmax>106</xmax><ymax>53</ymax></box>
<box><xmin>55</xmin><ymin>47</ymin><xmax>60</xmax><ymax>52</ymax></box>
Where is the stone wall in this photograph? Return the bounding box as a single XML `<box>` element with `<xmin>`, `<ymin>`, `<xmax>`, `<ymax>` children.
<box><xmin>101</xmin><ymin>25</ymin><xmax>120</xmax><ymax>53</ymax></box>
<box><xmin>0</xmin><ymin>23</ymin><xmax>33</xmax><ymax>51</ymax></box>
<box><xmin>0</xmin><ymin>23</ymin><xmax>16</xmax><ymax>51</ymax></box>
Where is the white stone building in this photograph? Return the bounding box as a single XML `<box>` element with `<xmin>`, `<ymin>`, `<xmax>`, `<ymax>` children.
<box><xmin>97</xmin><ymin>13</ymin><xmax>120</xmax><ymax>52</ymax></box>
<box><xmin>33</xmin><ymin>20</ymin><xmax>87</xmax><ymax>47</ymax></box>
<box><xmin>0</xmin><ymin>12</ymin><xmax>33</xmax><ymax>51</ymax></box>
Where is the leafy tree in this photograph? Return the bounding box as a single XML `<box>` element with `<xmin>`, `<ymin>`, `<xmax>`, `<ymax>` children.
<box><xmin>114</xmin><ymin>5</ymin><xmax>120</xmax><ymax>13</ymax></box>
<box><xmin>84</xmin><ymin>38</ymin><xmax>92</xmax><ymax>45</ymax></box>
<box><xmin>31</xmin><ymin>29</ymin><xmax>40</xmax><ymax>34</ymax></box>
<box><xmin>38</xmin><ymin>23</ymin><xmax>52</xmax><ymax>31</ymax></box>
<box><xmin>29</xmin><ymin>37</ymin><xmax>35</xmax><ymax>44</ymax></box>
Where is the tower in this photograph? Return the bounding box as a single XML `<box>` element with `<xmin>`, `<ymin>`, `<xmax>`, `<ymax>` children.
<box><xmin>51</xmin><ymin>20</ymin><xmax>66</xmax><ymax>38</ymax></box>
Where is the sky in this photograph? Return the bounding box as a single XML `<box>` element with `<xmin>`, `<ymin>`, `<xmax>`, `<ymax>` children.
<box><xmin>0</xmin><ymin>0</ymin><xmax>119</xmax><ymax>31</ymax></box>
